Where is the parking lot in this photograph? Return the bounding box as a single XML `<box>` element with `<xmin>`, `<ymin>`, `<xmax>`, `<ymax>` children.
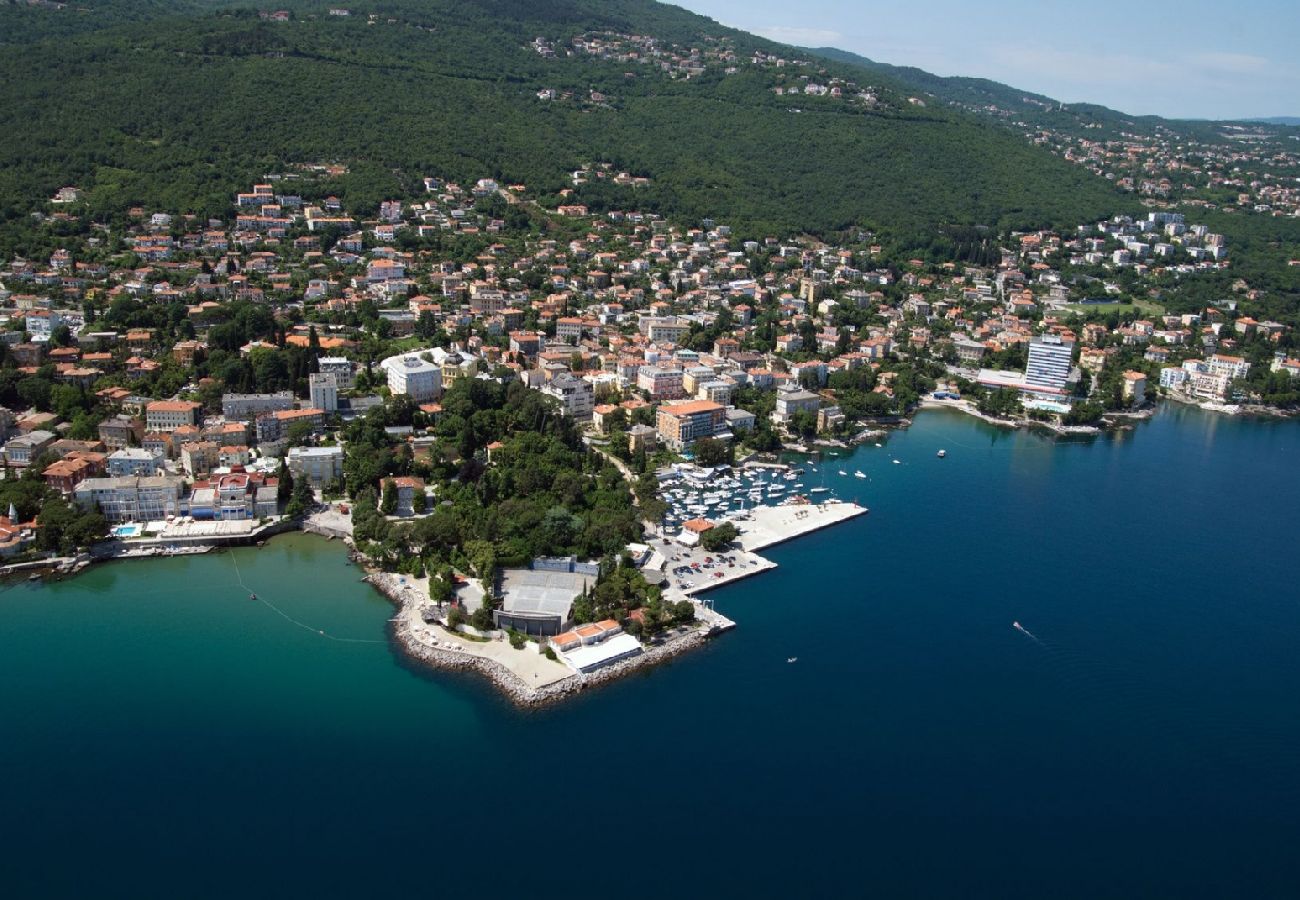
<box><xmin>647</xmin><ymin>536</ymin><xmax>776</xmax><ymax>598</ymax></box>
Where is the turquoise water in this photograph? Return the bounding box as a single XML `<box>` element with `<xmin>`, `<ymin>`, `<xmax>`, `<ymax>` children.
<box><xmin>2</xmin><ymin>406</ymin><xmax>1298</xmax><ymax>898</ymax></box>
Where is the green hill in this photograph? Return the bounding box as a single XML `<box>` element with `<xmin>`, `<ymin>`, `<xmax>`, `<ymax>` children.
<box><xmin>0</xmin><ymin>0</ymin><xmax>1130</xmax><ymax>246</ymax></box>
<box><xmin>806</xmin><ymin>45</ymin><xmax>1298</xmax><ymax>143</ymax></box>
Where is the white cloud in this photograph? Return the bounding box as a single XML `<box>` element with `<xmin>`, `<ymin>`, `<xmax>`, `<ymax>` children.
<box><xmin>751</xmin><ymin>25</ymin><xmax>844</xmax><ymax>46</ymax></box>
<box><xmin>1191</xmin><ymin>51</ymin><xmax>1271</xmax><ymax>74</ymax></box>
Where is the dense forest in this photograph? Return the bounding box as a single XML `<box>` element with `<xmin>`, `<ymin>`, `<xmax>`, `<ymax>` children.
<box><xmin>0</xmin><ymin>0</ymin><xmax>1127</xmax><ymax>250</ymax></box>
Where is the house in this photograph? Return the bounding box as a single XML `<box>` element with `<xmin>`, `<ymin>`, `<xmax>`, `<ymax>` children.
<box><xmin>4</xmin><ymin>430</ymin><xmax>57</xmax><ymax>468</ymax></box>
<box><xmin>43</xmin><ymin>455</ymin><xmax>102</xmax><ymax>494</ymax></box>
<box><xmin>107</xmin><ymin>448</ymin><xmax>163</xmax><ymax>477</ymax></box>
<box><xmin>145</xmin><ymin>400</ymin><xmax>202</xmax><ymax>433</ymax></box>
<box><xmin>772</xmin><ymin>383</ymin><xmax>820</xmax><ymax>424</ymax></box>
<box><xmin>287</xmin><ymin>445</ymin><xmax>344</xmax><ymax>488</ymax></box>
<box><xmin>1122</xmin><ymin>371</ymin><xmax>1147</xmax><ymax>406</ymax></box>
<box><xmin>540</xmin><ymin>372</ymin><xmax>594</xmax><ymax>420</ymax></box>
<box><xmin>385</xmin><ymin>476</ymin><xmax>426</xmax><ymax>516</ymax></box>
<box><xmin>180</xmin><ymin>441</ymin><xmax>219</xmax><ymax>477</ymax></box>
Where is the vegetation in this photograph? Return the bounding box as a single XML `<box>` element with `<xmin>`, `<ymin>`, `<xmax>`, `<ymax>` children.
<box><xmin>0</xmin><ymin>0</ymin><xmax>1126</xmax><ymax>261</ymax></box>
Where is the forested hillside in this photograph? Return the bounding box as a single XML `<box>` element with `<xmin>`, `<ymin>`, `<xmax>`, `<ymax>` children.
<box><xmin>0</xmin><ymin>0</ymin><xmax>1128</xmax><ymax>250</ymax></box>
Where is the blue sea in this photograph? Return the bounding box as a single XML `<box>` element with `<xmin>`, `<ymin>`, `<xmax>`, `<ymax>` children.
<box><xmin>1</xmin><ymin>405</ymin><xmax>1297</xmax><ymax>898</ymax></box>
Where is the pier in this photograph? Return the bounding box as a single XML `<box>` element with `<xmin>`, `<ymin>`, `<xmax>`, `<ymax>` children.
<box><xmin>736</xmin><ymin>500</ymin><xmax>869</xmax><ymax>552</ymax></box>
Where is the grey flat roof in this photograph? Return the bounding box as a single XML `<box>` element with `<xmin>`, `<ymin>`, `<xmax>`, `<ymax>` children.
<box><xmin>498</xmin><ymin>569</ymin><xmax>592</xmax><ymax>619</ymax></box>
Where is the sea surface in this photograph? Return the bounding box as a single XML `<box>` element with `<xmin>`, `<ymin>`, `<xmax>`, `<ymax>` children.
<box><xmin>1</xmin><ymin>406</ymin><xmax>1298</xmax><ymax>898</ymax></box>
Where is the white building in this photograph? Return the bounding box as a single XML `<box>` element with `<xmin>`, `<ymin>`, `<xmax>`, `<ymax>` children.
<box><xmin>540</xmin><ymin>373</ymin><xmax>594</xmax><ymax>421</ymax></box>
<box><xmin>317</xmin><ymin>356</ymin><xmax>356</xmax><ymax>390</ymax></box>
<box><xmin>380</xmin><ymin>352</ymin><xmax>443</xmax><ymax>402</ymax></box>
<box><xmin>73</xmin><ymin>476</ymin><xmax>186</xmax><ymax>523</ymax></box>
<box><xmin>308</xmin><ymin>373</ymin><xmax>339</xmax><ymax>414</ymax></box>
<box><xmin>287</xmin><ymin>445</ymin><xmax>344</xmax><ymax>488</ymax></box>
<box><xmin>1024</xmin><ymin>335</ymin><xmax>1073</xmax><ymax>393</ymax></box>
<box><xmin>107</xmin><ymin>448</ymin><xmax>163</xmax><ymax>477</ymax></box>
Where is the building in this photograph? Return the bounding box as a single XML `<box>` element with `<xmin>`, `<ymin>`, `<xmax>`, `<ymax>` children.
<box><xmin>384</xmin><ymin>476</ymin><xmax>426</xmax><ymax>516</ymax></box>
<box><xmin>145</xmin><ymin>400</ymin><xmax>202</xmax><ymax>433</ymax></box>
<box><xmin>656</xmin><ymin>400</ymin><xmax>727</xmax><ymax>450</ymax></box>
<box><xmin>74</xmin><ymin>476</ymin><xmax>186</xmax><ymax>523</ymax></box>
<box><xmin>627</xmin><ymin>424</ymin><xmax>657</xmax><ymax>454</ymax></box>
<box><xmin>725</xmin><ymin>408</ymin><xmax>756</xmax><ymax>434</ymax></box>
<box><xmin>180</xmin><ymin>441</ymin><xmax>219</xmax><ymax>477</ymax></box>
<box><xmin>637</xmin><ymin>365</ymin><xmax>684</xmax><ymax>400</ymax></box>
<box><xmin>189</xmin><ymin>472</ymin><xmax>276</xmax><ymax>521</ymax></box>
<box><xmin>954</xmin><ymin>338</ymin><xmax>987</xmax><ymax>365</ymax></box>
<box><xmin>1207</xmin><ymin>354</ymin><xmax>1251</xmax><ymax>380</ymax></box>
<box><xmin>493</xmin><ymin>560</ymin><xmax>598</xmax><ymax>637</ymax></box>
<box><xmin>550</xmin><ymin>621</ymin><xmax>642</xmax><ymax>673</ymax></box>
<box><xmin>637</xmin><ymin>316</ymin><xmax>691</xmax><ymax>344</ymax></box>
<box><xmin>381</xmin><ymin>352</ymin><xmax>443</xmax><ymax>402</ymax></box>
<box><xmin>98</xmin><ymin>415</ymin><xmax>144</xmax><ymax>451</ymax></box>
<box><xmin>107</xmin><ymin>448</ymin><xmax>163</xmax><ymax>477</ymax></box>
<box><xmin>772</xmin><ymin>383</ymin><xmax>820</xmax><ymax>424</ymax></box>
<box><xmin>540</xmin><ymin>372</ymin><xmax>594</xmax><ymax>420</ymax></box>
<box><xmin>222</xmin><ymin>392</ymin><xmax>294</xmax><ymax>421</ymax></box>
<box><xmin>1122</xmin><ymin>371</ymin><xmax>1147</xmax><ymax>406</ymax></box>
<box><xmin>4</xmin><ymin>430</ymin><xmax>57</xmax><ymax>468</ymax></box>
<box><xmin>1024</xmin><ymin>335</ymin><xmax>1073</xmax><ymax>393</ymax></box>
<box><xmin>818</xmin><ymin>405</ymin><xmax>846</xmax><ymax>431</ymax></box>
<box><xmin>317</xmin><ymin>356</ymin><xmax>356</xmax><ymax>390</ymax></box>
<box><xmin>308</xmin><ymin>373</ymin><xmax>339</xmax><ymax>414</ymax></box>
<box><xmin>287</xmin><ymin>445</ymin><xmax>344</xmax><ymax>488</ymax></box>
<box><xmin>43</xmin><ymin>455</ymin><xmax>102</xmax><ymax>494</ymax></box>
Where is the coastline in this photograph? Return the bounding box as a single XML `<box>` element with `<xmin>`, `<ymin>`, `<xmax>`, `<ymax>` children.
<box><xmin>371</xmin><ymin>569</ymin><xmax>717</xmax><ymax>708</ymax></box>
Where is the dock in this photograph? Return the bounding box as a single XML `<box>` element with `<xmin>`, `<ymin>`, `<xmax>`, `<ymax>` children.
<box><xmin>736</xmin><ymin>500</ymin><xmax>869</xmax><ymax>552</ymax></box>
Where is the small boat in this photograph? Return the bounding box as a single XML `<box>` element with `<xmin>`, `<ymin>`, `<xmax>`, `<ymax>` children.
<box><xmin>810</xmin><ymin>487</ymin><xmax>829</xmax><ymax>493</ymax></box>
<box><xmin>854</xmin><ymin>471</ymin><xmax>866</xmax><ymax>479</ymax></box>
<box><xmin>787</xmin><ymin>657</ymin><xmax>798</xmax><ymax>664</ymax></box>
<box><xmin>937</xmin><ymin>449</ymin><xmax>947</xmax><ymax>458</ymax></box>
<box><xmin>838</xmin><ymin>470</ymin><xmax>847</xmax><ymax>476</ymax></box>
<box><xmin>249</xmin><ymin>593</ymin><xmax>257</xmax><ymax>601</ymax></box>
<box><xmin>874</xmin><ymin>442</ymin><xmax>882</xmax><ymax>448</ymax></box>
<box><xmin>892</xmin><ymin>459</ymin><xmax>901</xmax><ymax>465</ymax></box>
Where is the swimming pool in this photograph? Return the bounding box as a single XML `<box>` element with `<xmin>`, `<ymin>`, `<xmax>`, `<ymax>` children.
<box><xmin>112</xmin><ymin>524</ymin><xmax>142</xmax><ymax>539</ymax></box>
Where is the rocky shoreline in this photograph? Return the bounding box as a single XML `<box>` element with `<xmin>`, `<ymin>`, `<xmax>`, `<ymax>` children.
<box><xmin>368</xmin><ymin>571</ymin><xmax>715</xmax><ymax>708</ymax></box>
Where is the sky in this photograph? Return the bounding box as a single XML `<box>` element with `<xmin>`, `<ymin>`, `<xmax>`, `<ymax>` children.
<box><xmin>670</xmin><ymin>0</ymin><xmax>1299</xmax><ymax>120</ymax></box>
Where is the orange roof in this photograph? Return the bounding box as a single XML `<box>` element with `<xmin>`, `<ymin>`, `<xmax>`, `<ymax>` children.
<box><xmin>682</xmin><ymin>518</ymin><xmax>715</xmax><ymax>533</ymax></box>
<box><xmin>660</xmin><ymin>400</ymin><xmax>723</xmax><ymax>417</ymax></box>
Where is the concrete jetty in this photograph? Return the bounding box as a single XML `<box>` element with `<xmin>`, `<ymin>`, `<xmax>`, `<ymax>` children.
<box><xmin>736</xmin><ymin>500</ymin><xmax>868</xmax><ymax>552</ymax></box>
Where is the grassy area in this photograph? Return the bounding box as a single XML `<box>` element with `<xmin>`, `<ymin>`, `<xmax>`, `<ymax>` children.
<box><xmin>1064</xmin><ymin>299</ymin><xmax>1165</xmax><ymax>316</ymax></box>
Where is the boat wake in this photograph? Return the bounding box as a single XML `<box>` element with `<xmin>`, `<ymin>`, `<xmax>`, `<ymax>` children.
<box><xmin>1012</xmin><ymin>620</ymin><xmax>1044</xmax><ymax>646</ymax></box>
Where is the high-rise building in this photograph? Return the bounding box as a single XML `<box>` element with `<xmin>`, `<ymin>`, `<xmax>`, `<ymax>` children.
<box><xmin>309</xmin><ymin>373</ymin><xmax>339</xmax><ymax>414</ymax></box>
<box><xmin>1024</xmin><ymin>335</ymin><xmax>1072</xmax><ymax>393</ymax></box>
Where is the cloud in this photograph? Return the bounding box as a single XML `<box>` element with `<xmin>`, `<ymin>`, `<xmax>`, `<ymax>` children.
<box><xmin>1191</xmin><ymin>51</ymin><xmax>1271</xmax><ymax>74</ymax></box>
<box><xmin>751</xmin><ymin>25</ymin><xmax>843</xmax><ymax>46</ymax></box>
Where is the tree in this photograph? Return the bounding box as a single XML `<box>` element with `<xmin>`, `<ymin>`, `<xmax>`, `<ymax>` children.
<box><xmin>276</xmin><ymin>460</ymin><xmax>294</xmax><ymax>504</ymax></box>
<box><xmin>285</xmin><ymin>479</ymin><xmax>315</xmax><ymax>519</ymax></box>
<box><xmin>692</xmin><ymin>436</ymin><xmax>731</xmax><ymax>467</ymax></box>
<box><xmin>410</xmin><ymin>489</ymin><xmax>426</xmax><ymax>514</ymax></box>
<box><xmin>49</xmin><ymin>324</ymin><xmax>73</xmax><ymax>348</ymax></box>
<box><xmin>379</xmin><ymin>478</ymin><xmax>397</xmax><ymax>515</ymax></box>
<box><xmin>699</xmin><ymin>521</ymin><xmax>739</xmax><ymax>551</ymax></box>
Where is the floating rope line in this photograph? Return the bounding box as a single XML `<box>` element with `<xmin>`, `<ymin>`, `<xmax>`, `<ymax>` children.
<box><xmin>230</xmin><ymin>551</ymin><xmax>384</xmax><ymax>645</ymax></box>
